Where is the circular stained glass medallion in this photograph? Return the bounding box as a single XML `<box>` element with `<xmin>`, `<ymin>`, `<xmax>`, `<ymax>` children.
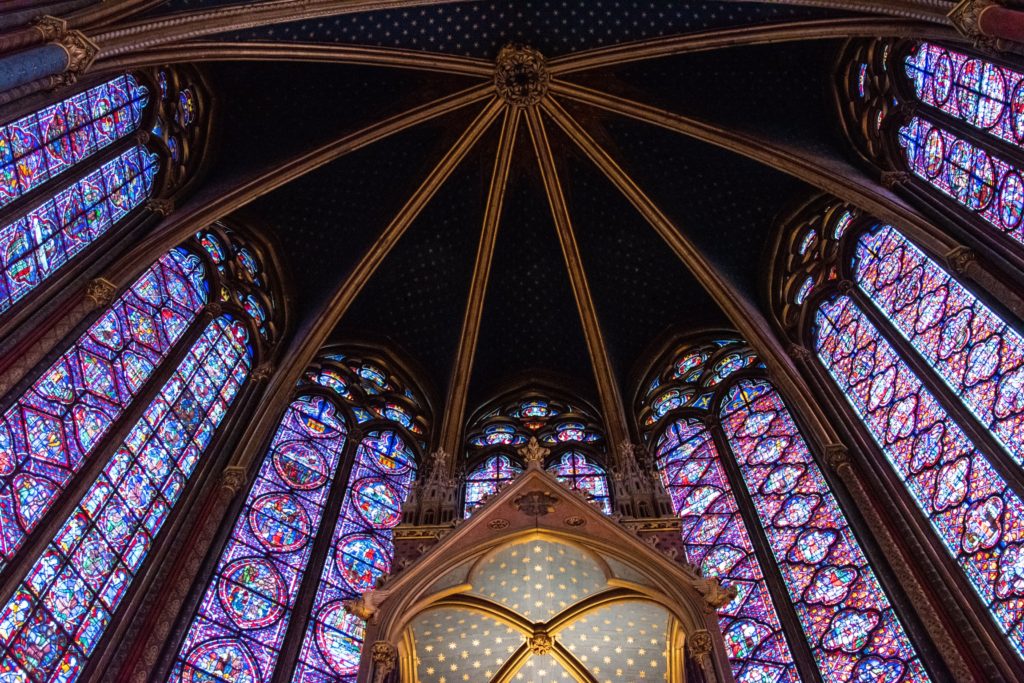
<box><xmin>314</xmin><ymin>602</ymin><xmax>364</xmax><ymax>674</ymax></box>
<box><xmin>336</xmin><ymin>534</ymin><xmax>392</xmax><ymax>592</ymax></box>
<box><xmin>1000</xmin><ymin>172</ymin><xmax>1024</xmax><ymax>230</ymax></box>
<box><xmin>249</xmin><ymin>493</ymin><xmax>311</xmax><ymax>553</ymax></box>
<box><xmin>217</xmin><ymin>558</ymin><xmax>286</xmax><ymax>629</ymax></box>
<box><xmin>352</xmin><ymin>478</ymin><xmax>403</xmax><ymax>528</ymax></box>
<box><xmin>182</xmin><ymin>638</ymin><xmax>258</xmax><ymax>683</ymax></box>
<box><xmin>273</xmin><ymin>441</ymin><xmax>328</xmax><ymax>490</ymax></box>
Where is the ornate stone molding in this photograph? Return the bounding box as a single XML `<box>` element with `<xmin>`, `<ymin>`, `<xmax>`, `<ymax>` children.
<box><xmin>370</xmin><ymin>641</ymin><xmax>398</xmax><ymax>683</ymax></box>
<box><xmin>219</xmin><ymin>465</ymin><xmax>247</xmax><ymax>494</ymax></box>
<box><xmin>58</xmin><ymin>31</ymin><xmax>100</xmax><ymax>76</ymax></box>
<box><xmin>494</xmin><ymin>44</ymin><xmax>550</xmax><ymax>107</ymax></box>
<box><xmin>945</xmin><ymin>245</ymin><xmax>977</xmax><ymax>275</ymax></box>
<box><xmin>948</xmin><ymin>0</ymin><xmax>1000</xmax><ymax>49</ymax></box>
<box><xmin>513</xmin><ymin>490</ymin><xmax>559</xmax><ymax>516</ymax></box>
<box><xmin>696</xmin><ymin>576</ymin><xmax>738</xmax><ymax>610</ymax></box>
<box><xmin>33</xmin><ymin>16</ymin><xmax>68</xmax><ymax>42</ymax></box>
<box><xmin>85</xmin><ymin>277</ymin><xmax>118</xmax><ymax>307</ymax></box>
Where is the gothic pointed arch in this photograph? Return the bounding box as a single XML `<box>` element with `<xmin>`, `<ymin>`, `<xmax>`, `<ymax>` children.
<box><xmin>0</xmin><ymin>216</ymin><xmax>279</xmax><ymax>681</ymax></box>
<box><xmin>768</xmin><ymin>191</ymin><xmax>1024</xmax><ymax>670</ymax></box>
<box><xmin>166</xmin><ymin>345</ymin><xmax>430</xmax><ymax>683</ymax></box>
<box><xmin>0</xmin><ymin>64</ymin><xmax>210</xmax><ymax>321</ymax></box>
<box><xmin>635</xmin><ymin>331</ymin><xmax>934</xmax><ymax>682</ymax></box>
<box><xmin>463</xmin><ymin>386</ymin><xmax>611</xmax><ymax>516</ymax></box>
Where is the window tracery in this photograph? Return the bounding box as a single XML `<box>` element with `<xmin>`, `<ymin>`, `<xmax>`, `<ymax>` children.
<box><xmin>0</xmin><ymin>66</ymin><xmax>209</xmax><ymax>317</ymax></box>
<box><xmin>770</xmin><ymin>194</ymin><xmax>1024</xmax><ymax>660</ymax></box>
<box><xmin>170</xmin><ymin>349</ymin><xmax>427</xmax><ymax>683</ymax></box>
<box><xmin>463</xmin><ymin>392</ymin><xmax>610</xmax><ymax>516</ymax></box>
<box><xmin>639</xmin><ymin>334</ymin><xmax>929</xmax><ymax>681</ymax></box>
<box><xmin>0</xmin><ymin>223</ymin><xmax>276</xmax><ymax>682</ymax></box>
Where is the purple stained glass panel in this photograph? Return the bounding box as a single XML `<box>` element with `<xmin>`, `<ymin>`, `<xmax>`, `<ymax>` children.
<box><xmin>855</xmin><ymin>224</ymin><xmax>1024</xmax><ymax>469</ymax></box>
<box><xmin>464</xmin><ymin>454</ymin><xmax>522</xmax><ymax>516</ymax></box>
<box><xmin>815</xmin><ymin>295</ymin><xmax>1024</xmax><ymax>657</ymax></box>
<box><xmin>897</xmin><ymin>117</ymin><xmax>1024</xmax><ymax>244</ymax></box>
<box><xmin>291</xmin><ymin>430</ymin><xmax>416</xmax><ymax>683</ymax></box>
<box><xmin>905</xmin><ymin>43</ymin><xmax>1024</xmax><ymax>147</ymax></box>
<box><xmin>721</xmin><ymin>380</ymin><xmax>929</xmax><ymax>681</ymax></box>
<box><xmin>0</xmin><ymin>247</ymin><xmax>205</xmax><ymax>569</ymax></box>
<box><xmin>171</xmin><ymin>396</ymin><xmax>348</xmax><ymax>683</ymax></box>
<box><xmin>656</xmin><ymin>419</ymin><xmax>800</xmax><ymax>683</ymax></box>
<box><xmin>0</xmin><ymin>145</ymin><xmax>160</xmax><ymax>314</ymax></box>
<box><xmin>547</xmin><ymin>451</ymin><xmax>611</xmax><ymax>514</ymax></box>
<box><xmin>0</xmin><ymin>75</ymin><xmax>148</xmax><ymax>211</ymax></box>
<box><xmin>0</xmin><ymin>316</ymin><xmax>250</xmax><ymax>682</ymax></box>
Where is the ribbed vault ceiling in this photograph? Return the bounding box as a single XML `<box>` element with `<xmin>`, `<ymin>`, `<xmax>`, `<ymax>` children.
<box><xmin>149</xmin><ymin>0</ymin><xmax>871</xmax><ymax>433</ymax></box>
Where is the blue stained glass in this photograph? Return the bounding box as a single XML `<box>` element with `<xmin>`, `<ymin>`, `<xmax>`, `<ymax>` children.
<box><xmin>464</xmin><ymin>454</ymin><xmax>523</xmax><ymax>516</ymax></box>
<box><xmin>0</xmin><ymin>75</ymin><xmax>148</xmax><ymax>212</ymax></box>
<box><xmin>171</xmin><ymin>397</ymin><xmax>348</xmax><ymax>683</ymax></box>
<box><xmin>0</xmin><ymin>145</ymin><xmax>159</xmax><ymax>314</ymax></box>
<box><xmin>291</xmin><ymin>430</ymin><xmax>416</xmax><ymax>682</ymax></box>
<box><xmin>0</xmin><ymin>248</ymin><xmax>205</xmax><ymax>569</ymax></box>
<box><xmin>547</xmin><ymin>451</ymin><xmax>611</xmax><ymax>514</ymax></box>
<box><xmin>0</xmin><ymin>316</ymin><xmax>250</xmax><ymax>682</ymax></box>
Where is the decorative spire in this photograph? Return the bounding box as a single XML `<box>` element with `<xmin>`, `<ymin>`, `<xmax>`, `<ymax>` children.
<box><xmin>517</xmin><ymin>436</ymin><xmax>550</xmax><ymax>468</ymax></box>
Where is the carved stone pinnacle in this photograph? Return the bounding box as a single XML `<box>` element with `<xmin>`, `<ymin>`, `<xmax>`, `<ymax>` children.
<box><xmin>58</xmin><ymin>30</ymin><xmax>99</xmax><ymax>76</ymax></box>
<box><xmin>219</xmin><ymin>465</ymin><xmax>247</xmax><ymax>494</ymax></box>
<box><xmin>688</xmin><ymin>629</ymin><xmax>714</xmax><ymax>659</ymax></box>
<box><xmin>945</xmin><ymin>246</ymin><xmax>976</xmax><ymax>275</ymax></box>
<box><xmin>33</xmin><ymin>16</ymin><xmax>68</xmax><ymax>42</ymax></box>
<box><xmin>85</xmin><ymin>277</ymin><xmax>117</xmax><ymax>307</ymax></box>
<box><xmin>494</xmin><ymin>44</ymin><xmax>550</xmax><ymax>107</ymax></box>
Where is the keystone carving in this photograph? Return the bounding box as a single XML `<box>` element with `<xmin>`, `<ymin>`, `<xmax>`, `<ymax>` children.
<box><xmin>494</xmin><ymin>44</ymin><xmax>550</xmax><ymax>107</ymax></box>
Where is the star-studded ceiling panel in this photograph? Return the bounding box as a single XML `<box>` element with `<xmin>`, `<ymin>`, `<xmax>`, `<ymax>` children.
<box><xmin>338</xmin><ymin>120</ymin><xmax>500</xmax><ymax>397</ymax></box>
<box><xmin>468</xmin><ymin>132</ymin><xmax>598</xmax><ymax>407</ymax></box>
<box><xmin>515</xmin><ymin>653</ymin><xmax>574</xmax><ymax>681</ymax></box>
<box><xmin>154</xmin><ymin>0</ymin><xmax>842</xmax><ymax>59</ymax></box>
<box><xmin>556</xmin><ymin>600</ymin><xmax>672</xmax><ymax>683</ymax></box>
<box><xmin>411</xmin><ymin>607</ymin><xmax>525</xmax><ymax>682</ymax></box>
<box><xmin>468</xmin><ymin>539</ymin><xmax>608</xmax><ymax>621</ymax></box>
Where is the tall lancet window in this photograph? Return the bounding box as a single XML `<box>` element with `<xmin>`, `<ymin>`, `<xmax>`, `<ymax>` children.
<box><xmin>170</xmin><ymin>350</ymin><xmax>427</xmax><ymax>683</ymax></box>
<box><xmin>0</xmin><ymin>222</ymin><xmax>277</xmax><ymax>681</ymax></box>
<box><xmin>0</xmin><ymin>67</ymin><xmax>208</xmax><ymax>316</ymax></box>
<box><xmin>837</xmin><ymin>40</ymin><xmax>1024</xmax><ymax>253</ymax></box>
<box><xmin>463</xmin><ymin>392</ymin><xmax>610</xmax><ymax>516</ymax></box>
<box><xmin>770</xmin><ymin>194</ymin><xmax>1024</xmax><ymax>661</ymax></box>
<box><xmin>638</xmin><ymin>335</ymin><xmax>930</xmax><ymax>682</ymax></box>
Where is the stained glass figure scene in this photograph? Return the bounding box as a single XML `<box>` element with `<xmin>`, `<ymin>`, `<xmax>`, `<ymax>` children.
<box><xmin>0</xmin><ymin>247</ymin><xmax>205</xmax><ymax>568</ymax></box>
<box><xmin>0</xmin><ymin>316</ymin><xmax>250</xmax><ymax>682</ymax></box>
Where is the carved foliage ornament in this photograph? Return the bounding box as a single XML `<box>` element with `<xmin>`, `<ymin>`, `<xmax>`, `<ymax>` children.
<box><xmin>494</xmin><ymin>44</ymin><xmax>550</xmax><ymax>107</ymax></box>
<box><xmin>517</xmin><ymin>435</ymin><xmax>550</xmax><ymax>464</ymax></box>
<box><xmin>58</xmin><ymin>31</ymin><xmax>99</xmax><ymax>76</ymax></box>
<box><xmin>948</xmin><ymin>0</ymin><xmax>1000</xmax><ymax>49</ymax></box>
<box><xmin>528</xmin><ymin>630</ymin><xmax>554</xmax><ymax>655</ymax></box>
<box><xmin>33</xmin><ymin>15</ymin><xmax>68</xmax><ymax>42</ymax></box>
<box><xmin>85</xmin><ymin>278</ymin><xmax>118</xmax><ymax>308</ymax></box>
<box><xmin>688</xmin><ymin>629</ymin><xmax>714</xmax><ymax>659</ymax></box>
<box><xmin>371</xmin><ymin>641</ymin><xmax>398</xmax><ymax>683</ymax></box>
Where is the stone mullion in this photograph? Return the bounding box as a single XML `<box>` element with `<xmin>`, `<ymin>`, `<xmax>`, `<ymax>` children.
<box><xmin>84</xmin><ymin>358</ymin><xmax>273</xmax><ymax>682</ymax></box>
<box><xmin>270</xmin><ymin>423</ymin><xmax>364</xmax><ymax>683</ymax></box>
<box><xmin>704</xmin><ymin>419</ymin><xmax>825</xmax><ymax>683</ymax></box>
<box><xmin>790</xmin><ymin>339</ymin><xmax>1016</xmax><ymax>681</ymax></box>
<box><xmin>850</xmin><ymin>285</ymin><xmax>1024</xmax><ymax>500</ymax></box>
<box><xmin>0</xmin><ymin>302</ymin><xmax>212</xmax><ymax>606</ymax></box>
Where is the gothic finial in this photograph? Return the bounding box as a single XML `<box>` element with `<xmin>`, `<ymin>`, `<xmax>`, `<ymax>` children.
<box><xmin>517</xmin><ymin>436</ymin><xmax>549</xmax><ymax>468</ymax></box>
<box><xmin>494</xmin><ymin>44</ymin><xmax>550</xmax><ymax>107</ymax></box>
<box><xmin>85</xmin><ymin>277</ymin><xmax>118</xmax><ymax>307</ymax></box>
<box><xmin>58</xmin><ymin>31</ymin><xmax>99</xmax><ymax>76</ymax></box>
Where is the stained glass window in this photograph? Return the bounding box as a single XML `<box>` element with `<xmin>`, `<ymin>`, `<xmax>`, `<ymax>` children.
<box><xmin>853</xmin><ymin>224</ymin><xmax>1024</xmax><ymax>468</ymax></box>
<box><xmin>905</xmin><ymin>43</ymin><xmax>1023</xmax><ymax>150</ymax></box>
<box><xmin>897</xmin><ymin>116</ymin><xmax>1024</xmax><ymax>244</ymax></box>
<box><xmin>291</xmin><ymin>430</ymin><xmax>416</xmax><ymax>681</ymax></box>
<box><xmin>720</xmin><ymin>379</ymin><xmax>928</xmax><ymax>680</ymax></box>
<box><xmin>546</xmin><ymin>451</ymin><xmax>611</xmax><ymax>514</ymax></box>
<box><xmin>464</xmin><ymin>454</ymin><xmax>523</xmax><ymax>516</ymax></box>
<box><xmin>0</xmin><ymin>247</ymin><xmax>205</xmax><ymax>569</ymax></box>
<box><xmin>0</xmin><ymin>145</ymin><xmax>160</xmax><ymax>313</ymax></box>
<box><xmin>815</xmin><ymin>295</ymin><xmax>1024</xmax><ymax>657</ymax></box>
<box><xmin>171</xmin><ymin>396</ymin><xmax>348</xmax><ymax>683</ymax></box>
<box><xmin>0</xmin><ymin>315</ymin><xmax>251</xmax><ymax>682</ymax></box>
<box><xmin>0</xmin><ymin>75</ymin><xmax>148</xmax><ymax>211</ymax></box>
<box><xmin>655</xmin><ymin>418</ymin><xmax>800</xmax><ymax>683</ymax></box>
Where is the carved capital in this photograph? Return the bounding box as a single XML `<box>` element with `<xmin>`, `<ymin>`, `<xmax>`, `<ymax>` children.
<box><xmin>835</xmin><ymin>279</ymin><xmax>855</xmax><ymax>295</ymax></box>
<box><xmin>219</xmin><ymin>465</ymin><xmax>247</xmax><ymax>495</ymax></box>
<box><xmin>146</xmin><ymin>198</ymin><xmax>174</xmax><ymax>216</ymax></box>
<box><xmin>251</xmin><ymin>362</ymin><xmax>274</xmax><ymax>381</ymax></box>
<box><xmin>33</xmin><ymin>15</ymin><xmax>68</xmax><ymax>42</ymax></box>
<box><xmin>134</xmin><ymin>130</ymin><xmax>151</xmax><ymax>146</ymax></box>
<box><xmin>880</xmin><ymin>170</ymin><xmax>910</xmax><ymax>189</ymax></box>
<box><xmin>787</xmin><ymin>343</ymin><xmax>813</xmax><ymax>364</ymax></box>
<box><xmin>494</xmin><ymin>44</ymin><xmax>550</xmax><ymax>107</ymax></box>
<box><xmin>949</xmin><ymin>0</ymin><xmax>999</xmax><ymax>43</ymax></box>
<box><xmin>945</xmin><ymin>246</ymin><xmax>976</xmax><ymax>275</ymax></box>
<box><xmin>205</xmin><ymin>302</ymin><xmax>224</xmax><ymax>317</ymax></box>
<box><xmin>85</xmin><ymin>277</ymin><xmax>117</xmax><ymax>307</ymax></box>
<box><xmin>688</xmin><ymin>629</ymin><xmax>714</xmax><ymax>660</ymax></box>
<box><xmin>528</xmin><ymin>630</ymin><xmax>554</xmax><ymax>655</ymax></box>
<box><xmin>824</xmin><ymin>443</ymin><xmax>852</xmax><ymax>474</ymax></box>
<box><xmin>58</xmin><ymin>30</ymin><xmax>99</xmax><ymax>76</ymax></box>
<box><xmin>370</xmin><ymin>641</ymin><xmax>398</xmax><ymax>683</ymax></box>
